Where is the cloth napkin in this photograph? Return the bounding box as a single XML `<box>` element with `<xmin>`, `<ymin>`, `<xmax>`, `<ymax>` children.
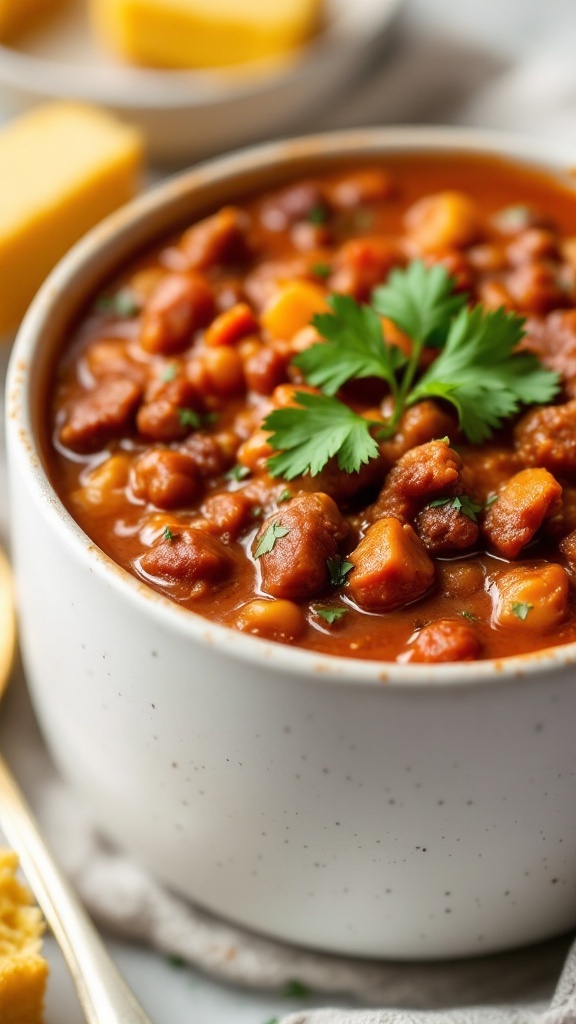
<box><xmin>4</xmin><ymin>12</ymin><xmax>576</xmax><ymax>1024</ymax></box>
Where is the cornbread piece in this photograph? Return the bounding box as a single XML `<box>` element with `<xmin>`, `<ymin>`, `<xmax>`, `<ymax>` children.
<box><xmin>0</xmin><ymin>0</ymin><xmax>62</xmax><ymax>40</ymax></box>
<box><xmin>0</xmin><ymin>850</ymin><xmax>48</xmax><ymax>1024</ymax></box>
<box><xmin>0</xmin><ymin>103</ymin><xmax>143</xmax><ymax>336</ymax></box>
<box><xmin>89</xmin><ymin>0</ymin><xmax>323</xmax><ymax>69</ymax></box>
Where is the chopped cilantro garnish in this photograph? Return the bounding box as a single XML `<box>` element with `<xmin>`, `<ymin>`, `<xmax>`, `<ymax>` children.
<box><xmin>428</xmin><ymin>494</ymin><xmax>483</xmax><ymax>522</ymax></box>
<box><xmin>163</xmin><ymin>526</ymin><xmax>174</xmax><ymax>542</ymax></box>
<box><xmin>311</xmin><ymin>262</ymin><xmax>331</xmax><ymax>279</ymax></box>
<box><xmin>178</xmin><ymin>407</ymin><xmax>202</xmax><ymax>429</ymax></box>
<box><xmin>307</xmin><ymin>204</ymin><xmax>328</xmax><ymax>225</ymax></box>
<box><xmin>326</xmin><ymin>555</ymin><xmax>354</xmax><ymax>588</ymax></box>
<box><xmin>313</xmin><ymin>606</ymin><xmax>348</xmax><ymax>625</ymax></box>
<box><xmin>460</xmin><ymin>610</ymin><xmax>479</xmax><ymax>623</ymax></box>
<box><xmin>484</xmin><ymin>494</ymin><xmax>499</xmax><ymax>510</ymax></box>
<box><xmin>512</xmin><ymin>601</ymin><xmax>533</xmax><ymax>621</ymax></box>
<box><xmin>283</xmin><ymin>979</ymin><xmax>313</xmax><ymax>999</ymax></box>
<box><xmin>254</xmin><ymin>522</ymin><xmax>290</xmax><ymax>558</ymax></box>
<box><xmin>161</xmin><ymin>363</ymin><xmax>179</xmax><ymax>383</ymax></box>
<box><xmin>95</xmin><ymin>288</ymin><xmax>140</xmax><ymax>318</ymax></box>
<box><xmin>166</xmin><ymin>954</ymin><xmax>186</xmax><ymax>968</ymax></box>
<box><xmin>178</xmin><ymin>408</ymin><xmax>217</xmax><ymax>430</ymax></box>
<box><xmin>278</xmin><ymin>488</ymin><xmax>292</xmax><ymax>502</ymax></box>
<box><xmin>227</xmin><ymin>464</ymin><xmax>250</xmax><ymax>482</ymax></box>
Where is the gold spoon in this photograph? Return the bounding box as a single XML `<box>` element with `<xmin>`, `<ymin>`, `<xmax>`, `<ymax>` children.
<box><xmin>0</xmin><ymin>546</ymin><xmax>154</xmax><ymax>1024</ymax></box>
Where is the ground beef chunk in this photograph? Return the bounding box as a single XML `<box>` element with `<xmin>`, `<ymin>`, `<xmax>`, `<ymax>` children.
<box><xmin>59</xmin><ymin>378</ymin><xmax>142</xmax><ymax>453</ymax></box>
<box><xmin>483</xmin><ymin>468</ymin><xmax>562</xmax><ymax>558</ymax></box>
<box><xmin>514</xmin><ymin>400</ymin><xmax>576</xmax><ymax>478</ymax></box>
<box><xmin>380</xmin><ymin>401</ymin><xmax>458</xmax><ymax>463</ymax></box>
<box><xmin>254</xmin><ymin>493</ymin><xmax>348</xmax><ymax>601</ymax></box>
<box><xmin>348</xmin><ymin>517</ymin><xmax>435</xmax><ymax>611</ymax></box>
<box><xmin>416</xmin><ymin>503</ymin><xmax>479</xmax><ymax>555</ymax></box>
<box><xmin>178</xmin><ymin>433</ymin><xmax>233</xmax><ymax>477</ymax></box>
<box><xmin>180</xmin><ymin>207</ymin><xmax>251</xmax><ymax>270</ymax></box>
<box><xmin>140</xmin><ymin>273</ymin><xmax>214</xmax><ymax>354</ymax></box>
<box><xmin>519</xmin><ymin>311</ymin><xmax>576</xmax><ymax>397</ymax></box>
<box><xmin>560</xmin><ymin>529</ymin><xmax>576</xmax><ymax>575</ymax></box>
<box><xmin>140</xmin><ymin>528</ymin><xmax>233</xmax><ymax>587</ymax></box>
<box><xmin>200</xmin><ymin>492</ymin><xmax>253</xmax><ymax>541</ymax></box>
<box><xmin>260</xmin><ymin>182</ymin><xmax>327</xmax><ymax>231</ymax></box>
<box><xmin>131</xmin><ymin>449</ymin><xmax>200</xmax><ymax>509</ymax></box>
<box><xmin>136</xmin><ymin>378</ymin><xmax>203</xmax><ymax>442</ymax></box>
<box><xmin>403</xmin><ymin>619</ymin><xmax>481</xmax><ymax>663</ymax></box>
<box><xmin>367</xmin><ymin>439</ymin><xmax>463</xmax><ymax>523</ymax></box>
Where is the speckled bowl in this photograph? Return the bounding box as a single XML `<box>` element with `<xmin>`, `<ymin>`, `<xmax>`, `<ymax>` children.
<box><xmin>7</xmin><ymin>127</ymin><xmax>576</xmax><ymax>959</ymax></box>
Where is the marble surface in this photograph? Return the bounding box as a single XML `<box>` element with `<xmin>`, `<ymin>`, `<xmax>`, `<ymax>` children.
<box><xmin>2</xmin><ymin>0</ymin><xmax>576</xmax><ymax>1020</ymax></box>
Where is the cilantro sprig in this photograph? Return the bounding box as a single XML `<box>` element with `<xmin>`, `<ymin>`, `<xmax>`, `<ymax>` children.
<box><xmin>263</xmin><ymin>260</ymin><xmax>560</xmax><ymax>480</ymax></box>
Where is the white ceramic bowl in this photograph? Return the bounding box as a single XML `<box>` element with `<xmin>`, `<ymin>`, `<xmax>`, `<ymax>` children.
<box><xmin>7</xmin><ymin>127</ymin><xmax>576</xmax><ymax>959</ymax></box>
<box><xmin>0</xmin><ymin>0</ymin><xmax>402</xmax><ymax>164</ymax></box>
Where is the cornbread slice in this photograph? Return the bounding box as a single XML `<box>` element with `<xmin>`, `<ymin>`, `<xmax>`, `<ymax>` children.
<box><xmin>89</xmin><ymin>0</ymin><xmax>323</xmax><ymax>69</ymax></box>
<box><xmin>0</xmin><ymin>103</ymin><xmax>143</xmax><ymax>336</ymax></box>
<box><xmin>0</xmin><ymin>0</ymin><xmax>62</xmax><ymax>40</ymax></box>
<box><xmin>0</xmin><ymin>850</ymin><xmax>48</xmax><ymax>1024</ymax></box>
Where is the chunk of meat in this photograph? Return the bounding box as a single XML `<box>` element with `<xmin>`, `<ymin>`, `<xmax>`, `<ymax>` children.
<box><xmin>348</xmin><ymin>518</ymin><xmax>435</xmax><ymax>611</ymax></box>
<box><xmin>327</xmin><ymin>169</ymin><xmax>393</xmax><ymax>209</ymax></box>
<box><xmin>140</xmin><ymin>273</ymin><xmax>215</xmax><ymax>355</ymax></box>
<box><xmin>490</xmin><ymin>563</ymin><xmax>569</xmax><ymax>630</ymax></box>
<box><xmin>260</xmin><ymin>182</ymin><xmax>327</xmax><ymax>231</ymax></box>
<box><xmin>200</xmin><ymin>492</ymin><xmax>253</xmax><ymax>541</ymax></box>
<box><xmin>254</xmin><ymin>493</ymin><xmax>348</xmax><ymax>601</ymax></box>
<box><xmin>140</xmin><ymin>528</ymin><xmax>233</xmax><ymax>587</ymax></box>
<box><xmin>178</xmin><ymin>433</ymin><xmax>233</xmax><ymax>477</ymax></box>
<box><xmin>59</xmin><ymin>378</ymin><xmax>142</xmax><ymax>453</ymax></box>
<box><xmin>416</xmin><ymin>503</ymin><xmax>479</xmax><ymax>555</ymax></box>
<box><xmin>514</xmin><ymin>401</ymin><xmax>576</xmax><ymax>477</ymax></box>
<box><xmin>330</xmin><ymin>237</ymin><xmax>400</xmax><ymax>300</ymax></box>
<box><xmin>380</xmin><ymin>401</ymin><xmax>458</xmax><ymax>464</ymax></box>
<box><xmin>404</xmin><ymin>191</ymin><xmax>482</xmax><ymax>252</ymax></box>
<box><xmin>136</xmin><ymin>378</ymin><xmax>202</xmax><ymax>442</ymax></box>
<box><xmin>519</xmin><ymin>311</ymin><xmax>576</xmax><ymax>397</ymax></box>
<box><xmin>368</xmin><ymin>439</ymin><xmax>463</xmax><ymax>523</ymax></box>
<box><xmin>403</xmin><ymin>619</ymin><xmax>481</xmax><ymax>663</ymax></box>
<box><xmin>560</xmin><ymin>530</ymin><xmax>576</xmax><ymax>576</ymax></box>
<box><xmin>505</xmin><ymin>262</ymin><xmax>568</xmax><ymax>316</ymax></box>
<box><xmin>84</xmin><ymin>339</ymin><xmax>145</xmax><ymax>384</ymax></box>
<box><xmin>180</xmin><ymin>206</ymin><xmax>251</xmax><ymax>270</ymax></box>
<box><xmin>131</xmin><ymin>449</ymin><xmax>200</xmax><ymax>509</ymax></box>
<box><xmin>483</xmin><ymin>468</ymin><xmax>562</xmax><ymax>558</ymax></box>
<box><xmin>557</xmin><ymin>528</ymin><xmax>573</xmax><ymax>577</ymax></box>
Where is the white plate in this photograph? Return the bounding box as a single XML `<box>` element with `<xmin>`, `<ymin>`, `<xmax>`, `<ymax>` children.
<box><xmin>0</xmin><ymin>0</ymin><xmax>402</xmax><ymax>165</ymax></box>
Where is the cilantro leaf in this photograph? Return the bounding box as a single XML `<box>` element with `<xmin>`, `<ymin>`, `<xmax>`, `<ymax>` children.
<box><xmin>326</xmin><ymin>555</ymin><xmax>354</xmax><ymax>588</ymax></box>
<box><xmin>95</xmin><ymin>288</ymin><xmax>141</xmax><ymax>318</ymax></box>
<box><xmin>178</xmin><ymin>407</ymin><xmax>202</xmax><ymax>429</ymax></box>
<box><xmin>313</xmin><ymin>606</ymin><xmax>348</xmax><ymax>624</ymax></box>
<box><xmin>409</xmin><ymin>305</ymin><xmax>561</xmax><ymax>443</ymax></box>
<box><xmin>311</xmin><ymin>262</ymin><xmax>331</xmax><ymax>279</ymax></box>
<box><xmin>254</xmin><ymin>522</ymin><xmax>290</xmax><ymax>558</ymax></box>
<box><xmin>264</xmin><ymin>391</ymin><xmax>380</xmax><ymax>480</ymax></box>
<box><xmin>278</xmin><ymin>488</ymin><xmax>292</xmax><ymax>502</ymax></box>
<box><xmin>307</xmin><ymin>204</ymin><xmax>328</xmax><ymax>225</ymax></box>
<box><xmin>161</xmin><ymin>363</ymin><xmax>179</xmax><ymax>383</ymax></box>
<box><xmin>460</xmin><ymin>610</ymin><xmax>479</xmax><ymax>623</ymax></box>
<box><xmin>295</xmin><ymin>294</ymin><xmax>406</xmax><ymax>396</ymax></box>
<box><xmin>512</xmin><ymin>601</ymin><xmax>533</xmax><ymax>621</ymax></box>
<box><xmin>227</xmin><ymin>464</ymin><xmax>250</xmax><ymax>482</ymax></box>
<box><xmin>283</xmin><ymin>980</ymin><xmax>313</xmax><ymax>999</ymax></box>
<box><xmin>372</xmin><ymin>260</ymin><xmax>467</xmax><ymax>347</ymax></box>
<box><xmin>428</xmin><ymin>494</ymin><xmax>483</xmax><ymax>522</ymax></box>
<box><xmin>163</xmin><ymin>526</ymin><xmax>174</xmax><ymax>541</ymax></box>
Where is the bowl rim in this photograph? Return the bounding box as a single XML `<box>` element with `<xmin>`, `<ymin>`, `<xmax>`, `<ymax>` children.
<box><xmin>8</xmin><ymin>123</ymin><xmax>576</xmax><ymax>690</ymax></box>
<box><xmin>0</xmin><ymin>0</ymin><xmax>403</xmax><ymax>110</ymax></box>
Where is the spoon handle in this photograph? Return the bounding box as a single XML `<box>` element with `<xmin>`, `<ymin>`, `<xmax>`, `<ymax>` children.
<box><xmin>0</xmin><ymin>753</ymin><xmax>154</xmax><ymax>1024</ymax></box>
